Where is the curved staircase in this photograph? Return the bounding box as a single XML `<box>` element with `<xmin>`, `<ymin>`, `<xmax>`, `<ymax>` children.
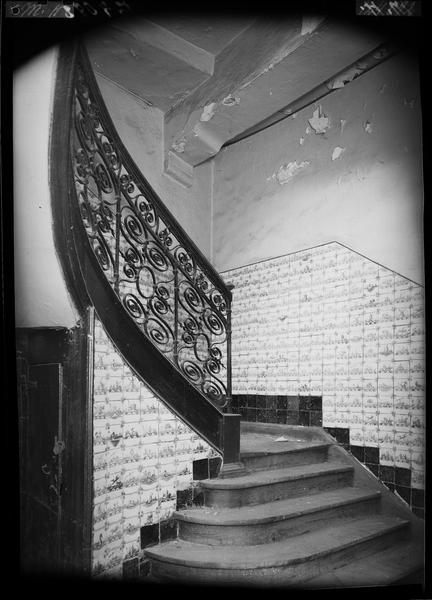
<box><xmin>145</xmin><ymin>422</ymin><xmax>424</xmax><ymax>588</ymax></box>
<box><xmin>49</xmin><ymin>42</ymin><xmax>425</xmax><ymax>587</ymax></box>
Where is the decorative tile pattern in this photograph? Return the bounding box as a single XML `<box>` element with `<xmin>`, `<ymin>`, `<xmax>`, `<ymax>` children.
<box><xmin>91</xmin><ymin>316</ymin><xmax>220</xmax><ymax>577</ymax></box>
<box><xmin>223</xmin><ymin>242</ymin><xmax>425</xmax><ymax>512</ymax></box>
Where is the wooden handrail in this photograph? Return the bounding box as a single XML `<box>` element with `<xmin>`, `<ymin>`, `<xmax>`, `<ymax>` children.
<box><xmin>50</xmin><ymin>40</ymin><xmax>239</xmax><ymax>462</ymax></box>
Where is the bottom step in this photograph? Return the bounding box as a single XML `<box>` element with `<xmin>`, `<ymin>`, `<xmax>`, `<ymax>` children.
<box><xmin>146</xmin><ymin>515</ymin><xmax>409</xmax><ymax>586</ymax></box>
<box><xmin>303</xmin><ymin>538</ymin><xmax>424</xmax><ymax>588</ymax></box>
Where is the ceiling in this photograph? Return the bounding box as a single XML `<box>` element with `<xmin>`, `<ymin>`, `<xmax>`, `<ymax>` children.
<box><xmin>85</xmin><ymin>15</ymin><xmax>389</xmax><ymax>186</ymax></box>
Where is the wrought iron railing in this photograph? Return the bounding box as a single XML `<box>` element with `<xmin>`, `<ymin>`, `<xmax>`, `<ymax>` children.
<box><xmin>70</xmin><ymin>45</ymin><xmax>232</xmax><ymax>411</ymax></box>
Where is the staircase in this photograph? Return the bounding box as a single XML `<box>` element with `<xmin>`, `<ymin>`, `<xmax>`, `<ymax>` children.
<box><xmin>53</xmin><ymin>43</ymin><xmax>425</xmax><ymax>585</ymax></box>
<box><xmin>145</xmin><ymin>422</ymin><xmax>424</xmax><ymax>588</ymax></box>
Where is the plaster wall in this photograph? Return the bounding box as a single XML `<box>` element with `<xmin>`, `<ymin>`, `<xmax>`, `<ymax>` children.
<box><xmin>213</xmin><ymin>53</ymin><xmax>424</xmax><ymax>284</ymax></box>
<box><xmin>96</xmin><ymin>76</ymin><xmax>214</xmax><ymax>260</ymax></box>
<box><xmin>13</xmin><ymin>48</ymin><xmax>78</xmax><ymax>328</ymax></box>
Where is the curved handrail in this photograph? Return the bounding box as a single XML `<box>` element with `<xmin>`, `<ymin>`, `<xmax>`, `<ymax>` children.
<box><xmin>51</xmin><ymin>41</ymin><xmax>239</xmax><ymax>458</ymax></box>
<box><xmin>72</xmin><ymin>43</ymin><xmax>232</xmax><ymax>409</ymax></box>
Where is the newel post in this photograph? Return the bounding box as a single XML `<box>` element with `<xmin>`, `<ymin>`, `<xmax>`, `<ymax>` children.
<box><xmin>219</xmin><ymin>413</ymin><xmax>245</xmax><ymax>478</ymax></box>
<box><xmin>218</xmin><ymin>283</ymin><xmax>245</xmax><ymax>478</ymax></box>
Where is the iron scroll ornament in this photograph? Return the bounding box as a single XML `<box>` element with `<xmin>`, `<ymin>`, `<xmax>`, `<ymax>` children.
<box><xmin>71</xmin><ymin>47</ymin><xmax>231</xmax><ymax>409</ymax></box>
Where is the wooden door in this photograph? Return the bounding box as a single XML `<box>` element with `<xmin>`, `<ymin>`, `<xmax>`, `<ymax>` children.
<box><xmin>20</xmin><ymin>362</ymin><xmax>64</xmax><ymax>573</ymax></box>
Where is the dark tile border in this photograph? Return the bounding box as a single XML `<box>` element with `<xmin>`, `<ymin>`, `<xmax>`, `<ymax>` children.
<box><xmin>232</xmin><ymin>395</ymin><xmax>323</xmax><ymax>427</ymax></box>
<box><xmin>122</xmin><ymin>556</ymin><xmax>140</xmax><ymax>579</ymax></box>
<box><xmin>323</xmin><ymin>427</ymin><xmax>350</xmax><ymax>445</ymax></box>
<box><xmin>348</xmin><ymin>449</ymin><xmax>422</xmax><ymax>517</ymax></box>
<box><xmin>176</xmin><ymin>487</ymin><xmax>193</xmax><ymax>510</ymax></box>
<box><xmin>140</xmin><ymin>522</ymin><xmax>159</xmax><ymax>548</ymax></box>
<box><xmin>140</xmin><ymin>517</ymin><xmax>177</xmax><ymax>549</ymax></box>
<box><xmin>411</xmin><ymin>489</ymin><xmax>424</xmax><ymax>509</ymax></box>
<box><xmin>192</xmin><ymin>456</ymin><xmax>222</xmax><ymax>480</ymax></box>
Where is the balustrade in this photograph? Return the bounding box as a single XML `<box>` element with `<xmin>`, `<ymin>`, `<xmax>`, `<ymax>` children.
<box><xmin>71</xmin><ymin>46</ymin><xmax>232</xmax><ymax>411</ymax></box>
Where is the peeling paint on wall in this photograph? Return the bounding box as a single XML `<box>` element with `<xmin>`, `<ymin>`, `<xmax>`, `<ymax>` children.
<box><xmin>200</xmin><ymin>102</ymin><xmax>217</xmax><ymax>122</ymax></box>
<box><xmin>213</xmin><ymin>52</ymin><xmax>423</xmax><ymax>283</ymax></box>
<box><xmin>172</xmin><ymin>138</ymin><xmax>186</xmax><ymax>153</ymax></box>
<box><xmin>222</xmin><ymin>94</ymin><xmax>240</xmax><ymax>106</ymax></box>
<box><xmin>327</xmin><ymin>64</ymin><xmax>364</xmax><ymax>90</ymax></box>
<box><xmin>331</xmin><ymin>146</ymin><xmax>345</xmax><ymax>161</ymax></box>
<box><xmin>267</xmin><ymin>160</ymin><xmax>310</xmax><ymax>184</ymax></box>
<box><xmin>308</xmin><ymin>106</ymin><xmax>330</xmax><ymax>134</ymax></box>
<box><xmin>329</xmin><ymin>79</ymin><xmax>345</xmax><ymax>90</ymax></box>
<box><xmin>364</xmin><ymin>120</ymin><xmax>373</xmax><ymax>134</ymax></box>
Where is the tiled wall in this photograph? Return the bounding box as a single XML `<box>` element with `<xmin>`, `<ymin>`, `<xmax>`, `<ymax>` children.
<box><xmin>231</xmin><ymin>395</ymin><xmax>323</xmax><ymax>427</ymax></box>
<box><xmin>91</xmin><ymin>316</ymin><xmax>220</xmax><ymax>578</ymax></box>
<box><xmin>223</xmin><ymin>242</ymin><xmax>425</xmax><ymax>516</ymax></box>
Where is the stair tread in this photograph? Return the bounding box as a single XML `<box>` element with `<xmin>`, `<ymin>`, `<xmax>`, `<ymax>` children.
<box><xmin>145</xmin><ymin>515</ymin><xmax>409</xmax><ymax>569</ymax></box>
<box><xmin>303</xmin><ymin>538</ymin><xmax>424</xmax><ymax>588</ymax></box>
<box><xmin>200</xmin><ymin>461</ymin><xmax>352</xmax><ymax>489</ymax></box>
<box><xmin>240</xmin><ymin>432</ymin><xmax>330</xmax><ymax>457</ymax></box>
<box><xmin>240</xmin><ymin>422</ymin><xmax>327</xmax><ymax>442</ymax></box>
<box><xmin>175</xmin><ymin>487</ymin><xmax>381</xmax><ymax>525</ymax></box>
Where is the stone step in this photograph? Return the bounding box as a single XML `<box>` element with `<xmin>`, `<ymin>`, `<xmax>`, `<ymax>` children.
<box><xmin>241</xmin><ymin>444</ymin><xmax>330</xmax><ymax>471</ymax></box>
<box><xmin>241</xmin><ymin>442</ymin><xmax>331</xmax><ymax>471</ymax></box>
<box><xmin>146</xmin><ymin>515</ymin><xmax>410</xmax><ymax>586</ymax></box>
<box><xmin>240</xmin><ymin>421</ymin><xmax>328</xmax><ymax>442</ymax></box>
<box><xmin>200</xmin><ymin>461</ymin><xmax>354</xmax><ymax>508</ymax></box>
<box><xmin>303</xmin><ymin>538</ymin><xmax>424</xmax><ymax>588</ymax></box>
<box><xmin>175</xmin><ymin>487</ymin><xmax>382</xmax><ymax>545</ymax></box>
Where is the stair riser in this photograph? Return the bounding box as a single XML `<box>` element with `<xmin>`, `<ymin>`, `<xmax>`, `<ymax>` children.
<box><xmin>203</xmin><ymin>470</ymin><xmax>354</xmax><ymax>508</ymax></box>
<box><xmin>178</xmin><ymin>497</ymin><xmax>381</xmax><ymax>546</ymax></box>
<box><xmin>149</xmin><ymin>524</ymin><xmax>409</xmax><ymax>586</ymax></box>
<box><xmin>241</xmin><ymin>447</ymin><xmax>329</xmax><ymax>471</ymax></box>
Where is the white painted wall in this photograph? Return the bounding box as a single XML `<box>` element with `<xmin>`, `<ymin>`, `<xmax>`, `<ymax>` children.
<box><xmin>12</xmin><ymin>46</ymin><xmax>423</xmax><ymax>333</ymax></box>
<box><xmin>14</xmin><ymin>47</ymin><xmax>79</xmax><ymax>328</ymax></box>
<box><xmin>97</xmin><ymin>76</ymin><xmax>214</xmax><ymax>260</ymax></box>
<box><xmin>212</xmin><ymin>53</ymin><xmax>424</xmax><ymax>284</ymax></box>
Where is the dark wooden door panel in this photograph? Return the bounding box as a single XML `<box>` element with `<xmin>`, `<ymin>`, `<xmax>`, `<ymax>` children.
<box><xmin>21</xmin><ymin>363</ymin><xmax>63</xmax><ymax>572</ymax></box>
